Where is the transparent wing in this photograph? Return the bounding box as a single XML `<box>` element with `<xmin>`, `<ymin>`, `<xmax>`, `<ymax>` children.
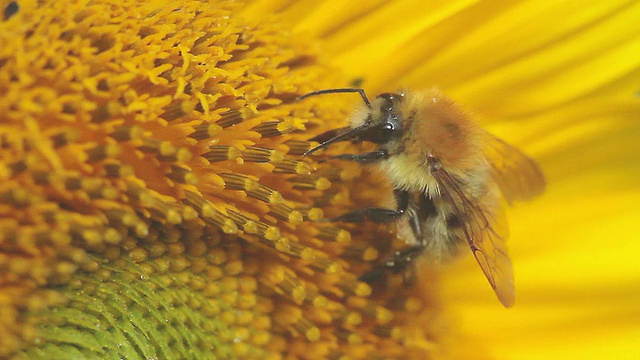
<box><xmin>434</xmin><ymin>167</ymin><xmax>515</xmax><ymax>307</ymax></box>
<box><xmin>483</xmin><ymin>133</ymin><xmax>545</xmax><ymax>204</ymax></box>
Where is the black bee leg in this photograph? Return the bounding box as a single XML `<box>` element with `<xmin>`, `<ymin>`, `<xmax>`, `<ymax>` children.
<box><xmin>360</xmin><ymin>246</ymin><xmax>424</xmax><ymax>285</ymax></box>
<box><xmin>385</xmin><ymin>246</ymin><xmax>424</xmax><ymax>274</ymax></box>
<box><xmin>329</xmin><ymin>149</ymin><xmax>388</xmax><ymax>163</ymax></box>
<box><xmin>309</xmin><ymin>126</ymin><xmax>351</xmax><ymax>144</ymax></box>
<box><xmin>329</xmin><ymin>189</ymin><xmax>409</xmax><ymax>223</ymax></box>
<box><xmin>358</xmin><ymin>267</ymin><xmax>387</xmax><ymax>284</ymax></box>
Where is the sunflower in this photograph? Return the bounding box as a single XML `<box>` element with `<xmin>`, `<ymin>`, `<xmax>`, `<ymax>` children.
<box><xmin>1</xmin><ymin>0</ymin><xmax>639</xmax><ymax>359</ymax></box>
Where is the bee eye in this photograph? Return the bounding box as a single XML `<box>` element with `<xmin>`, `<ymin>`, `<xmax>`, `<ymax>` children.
<box><xmin>381</xmin><ymin>123</ymin><xmax>394</xmax><ymax>132</ymax></box>
<box><xmin>360</xmin><ymin>121</ymin><xmax>398</xmax><ymax>144</ymax></box>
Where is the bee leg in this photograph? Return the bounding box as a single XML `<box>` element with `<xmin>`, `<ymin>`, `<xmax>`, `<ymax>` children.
<box><xmin>309</xmin><ymin>126</ymin><xmax>351</xmax><ymax>144</ymax></box>
<box><xmin>358</xmin><ymin>266</ymin><xmax>387</xmax><ymax>285</ymax></box>
<box><xmin>330</xmin><ymin>189</ymin><xmax>408</xmax><ymax>223</ymax></box>
<box><xmin>359</xmin><ymin>246</ymin><xmax>424</xmax><ymax>285</ymax></box>
<box><xmin>386</xmin><ymin>246</ymin><xmax>424</xmax><ymax>274</ymax></box>
<box><xmin>330</xmin><ymin>149</ymin><xmax>388</xmax><ymax>163</ymax></box>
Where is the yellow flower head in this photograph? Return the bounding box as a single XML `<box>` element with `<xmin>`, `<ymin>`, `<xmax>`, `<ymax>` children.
<box><xmin>2</xmin><ymin>0</ymin><xmax>640</xmax><ymax>359</ymax></box>
<box><xmin>0</xmin><ymin>0</ymin><xmax>439</xmax><ymax>358</ymax></box>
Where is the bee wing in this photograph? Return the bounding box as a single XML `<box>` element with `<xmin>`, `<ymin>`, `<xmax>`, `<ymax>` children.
<box><xmin>483</xmin><ymin>133</ymin><xmax>545</xmax><ymax>204</ymax></box>
<box><xmin>434</xmin><ymin>168</ymin><xmax>515</xmax><ymax>307</ymax></box>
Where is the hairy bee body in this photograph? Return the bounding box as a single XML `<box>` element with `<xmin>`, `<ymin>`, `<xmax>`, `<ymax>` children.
<box><xmin>301</xmin><ymin>88</ymin><xmax>545</xmax><ymax>307</ymax></box>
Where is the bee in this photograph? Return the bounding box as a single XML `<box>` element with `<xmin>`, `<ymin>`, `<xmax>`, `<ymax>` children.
<box><xmin>300</xmin><ymin>88</ymin><xmax>545</xmax><ymax>307</ymax></box>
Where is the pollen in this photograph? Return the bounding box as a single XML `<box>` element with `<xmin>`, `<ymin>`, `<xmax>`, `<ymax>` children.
<box><xmin>0</xmin><ymin>0</ymin><xmax>441</xmax><ymax>359</ymax></box>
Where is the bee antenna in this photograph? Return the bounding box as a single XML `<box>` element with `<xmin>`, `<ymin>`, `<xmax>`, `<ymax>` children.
<box><xmin>297</xmin><ymin>88</ymin><xmax>372</xmax><ymax>108</ymax></box>
<box><xmin>303</xmin><ymin>124</ymin><xmax>368</xmax><ymax>157</ymax></box>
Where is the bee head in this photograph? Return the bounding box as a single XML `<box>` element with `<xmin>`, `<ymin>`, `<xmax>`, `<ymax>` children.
<box><xmin>355</xmin><ymin>92</ymin><xmax>404</xmax><ymax>144</ymax></box>
<box><xmin>299</xmin><ymin>89</ymin><xmax>404</xmax><ymax>156</ymax></box>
